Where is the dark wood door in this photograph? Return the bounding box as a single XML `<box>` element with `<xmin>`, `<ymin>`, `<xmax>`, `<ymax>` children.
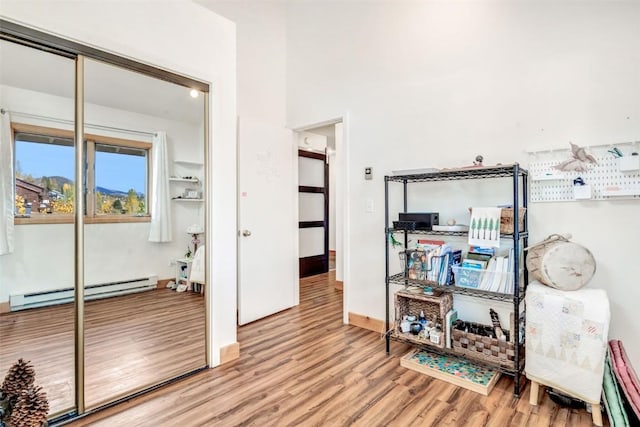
<box><xmin>298</xmin><ymin>149</ymin><xmax>329</xmax><ymax>277</ymax></box>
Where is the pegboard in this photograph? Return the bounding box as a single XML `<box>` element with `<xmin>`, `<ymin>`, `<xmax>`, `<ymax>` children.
<box><xmin>529</xmin><ymin>155</ymin><xmax>640</xmax><ymax>202</ymax></box>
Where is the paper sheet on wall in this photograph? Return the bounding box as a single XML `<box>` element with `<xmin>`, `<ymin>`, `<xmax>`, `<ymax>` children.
<box><xmin>468</xmin><ymin>207</ymin><xmax>501</xmax><ymax>248</ymax></box>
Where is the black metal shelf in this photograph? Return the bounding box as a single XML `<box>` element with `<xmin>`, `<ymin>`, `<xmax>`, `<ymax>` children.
<box><xmin>388</xmin><ymin>273</ymin><xmax>524</xmax><ymax>303</ymax></box>
<box><xmin>388</xmin><ymin>228</ymin><xmax>528</xmax><ymax>239</ymax></box>
<box><xmin>384</xmin><ymin>162</ymin><xmax>529</xmax><ymax>398</ymax></box>
<box><xmin>386</xmin><ymin>163</ymin><xmax>528</xmax><ymax>183</ymax></box>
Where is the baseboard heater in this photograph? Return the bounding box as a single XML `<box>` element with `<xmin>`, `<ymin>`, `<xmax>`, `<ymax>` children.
<box><xmin>9</xmin><ymin>275</ymin><xmax>158</xmax><ymax>311</ymax></box>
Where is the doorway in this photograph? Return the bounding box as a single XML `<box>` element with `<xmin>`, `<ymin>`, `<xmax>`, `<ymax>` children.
<box><xmin>294</xmin><ymin>119</ymin><xmax>345</xmax><ymax>292</ymax></box>
<box><xmin>298</xmin><ymin>148</ymin><xmax>329</xmax><ymax>277</ymax></box>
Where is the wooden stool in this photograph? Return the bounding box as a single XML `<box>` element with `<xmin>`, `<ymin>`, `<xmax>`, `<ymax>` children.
<box><xmin>528</xmin><ymin>378</ymin><xmax>602</xmax><ymax>426</ymax></box>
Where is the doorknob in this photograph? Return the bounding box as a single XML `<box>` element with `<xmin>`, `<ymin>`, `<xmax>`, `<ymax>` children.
<box><xmin>242</xmin><ymin>230</ymin><xmax>252</xmax><ymax>237</ymax></box>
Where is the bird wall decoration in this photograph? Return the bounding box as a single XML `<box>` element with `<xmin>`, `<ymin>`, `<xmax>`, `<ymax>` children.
<box><xmin>552</xmin><ymin>142</ymin><xmax>598</xmax><ymax>172</ymax></box>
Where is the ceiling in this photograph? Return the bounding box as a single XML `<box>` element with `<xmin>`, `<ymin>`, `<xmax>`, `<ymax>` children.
<box><xmin>0</xmin><ymin>39</ymin><xmax>204</xmax><ymax>125</ymax></box>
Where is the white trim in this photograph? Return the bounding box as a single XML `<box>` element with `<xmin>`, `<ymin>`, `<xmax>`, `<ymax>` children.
<box><xmin>340</xmin><ymin>114</ymin><xmax>351</xmax><ymax>326</ymax></box>
<box><xmin>291</xmin><ymin>117</ymin><xmax>343</xmax><ymax>133</ymax></box>
<box><xmin>292</xmin><ymin>131</ymin><xmax>300</xmax><ymax>305</ymax></box>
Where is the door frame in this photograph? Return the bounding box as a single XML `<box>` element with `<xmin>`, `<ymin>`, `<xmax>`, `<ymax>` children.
<box><xmin>292</xmin><ymin>114</ymin><xmax>350</xmax><ymax>324</ymax></box>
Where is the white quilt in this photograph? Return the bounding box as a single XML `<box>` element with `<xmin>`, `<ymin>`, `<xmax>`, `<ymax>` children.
<box><xmin>525</xmin><ymin>280</ymin><xmax>610</xmax><ymax>403</ymax></box>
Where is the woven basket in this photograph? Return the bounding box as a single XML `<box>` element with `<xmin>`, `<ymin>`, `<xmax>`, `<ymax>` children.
<box><xmin>499</xmin><ymin>207</ymin><xmax>526</xmax><ymax>234</ymax></box>
<box><xmin>451</xmin><ymin>320</ymin><xmax>524</xmax><ymax>369</ymax></box>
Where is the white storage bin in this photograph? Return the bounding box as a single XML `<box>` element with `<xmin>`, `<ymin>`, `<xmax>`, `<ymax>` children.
<box><xmin>618</xmin><ymin>155</ymin><xmax>640</xmax><ymax>172</ymax></box>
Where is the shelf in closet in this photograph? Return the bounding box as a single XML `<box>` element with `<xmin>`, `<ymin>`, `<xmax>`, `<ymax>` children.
<box><xmin>171</xmin><ymin>198</ymin><xmax>204</xmax><ymax>202</ymax></box>
<box><xmin>169</xmin><ymin>177</ymin><xmax>199</xmax><ymax>183</ymax></box>
<box><xmin>174</xmin><ymin>160</ymin><xmax>203</xmax><ymax>166</ymax></box>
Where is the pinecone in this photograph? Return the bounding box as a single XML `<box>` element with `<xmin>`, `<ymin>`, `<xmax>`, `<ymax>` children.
<box><xmin>7</xmin><ymin>385</ymin><xmax>48</xmax><ymax>427</ymax></box>
<box><xmin>1</xmin><ymin>360</ymin><xmax>35</xmax><ymax>400</ymax></box>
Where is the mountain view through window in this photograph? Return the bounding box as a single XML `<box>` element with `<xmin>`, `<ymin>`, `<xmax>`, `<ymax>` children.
<box><xmin>14</xmin><ymin>132</ymin><xmax>147</xmax><ymax>218</ymax></box>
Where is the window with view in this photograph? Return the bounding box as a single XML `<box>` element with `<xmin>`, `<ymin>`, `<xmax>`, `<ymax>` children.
<box><xmin>94</xmin><ymin>144</ymin><xmax>147</xmax><ymax>216</ymax></box>
<box><xmin>13</xmin><ymin>125</ymin><xmax>150</xmax><ymax>223</ymax></box>
<box><xmin>14</xmin><ymin>132</ymin><xmax>75</xmax><ymax>217</ymax></box>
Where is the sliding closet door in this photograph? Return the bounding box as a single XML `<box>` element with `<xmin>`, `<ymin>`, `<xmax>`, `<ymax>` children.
<box><xmin>0</xmin><ymin>40</ymin><xmax>77</xmax><ymax>417</ymax></box>
<box><xmin>81</xmin><ymin>58</ymin><xmax>207</xmax><ymax>409</ymax></box>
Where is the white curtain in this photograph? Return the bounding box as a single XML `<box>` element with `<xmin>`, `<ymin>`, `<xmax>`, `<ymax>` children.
<box><xmin>148</xmin><ymin>131</ymin><xmax>172</xmax><ymax>242</ymax></box>
<box><xmin>0</xmin><ymin>111</ymin><xmax>14</xmax><ymax>255</ymax></box>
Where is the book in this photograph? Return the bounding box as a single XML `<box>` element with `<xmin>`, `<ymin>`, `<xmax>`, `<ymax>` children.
<box><xmin>488</xmin><ymin>256</ymin><xmax>504</xmax><ymax>292</ymax></box>
<box><xmin>505</xmin><ymin>247</ymin><xmax>515</xmax><ymax>293</ymax></box>
<box><xmin>466</xmin><ymin>252</ymin><xmax>493</xmax><ymax>263</ymax></box>
<box><xmin>478</xmin><ymin>257</ymin><xmax>497</xmax><ymax>290</ymax></box>
<box><xmin>445</xmin><ymin>309</ymin><xmax>458</xmax><ymax>348</ymax></box>
<box><xmin>445</xmin><ymin>250</ymin><xmax>462</xmax><ymax>285</ymax></box>
<box><xmin>469</xmin><ymin>246</ymin><xmax>496</xmax><ymax>256</ymax></box>
<box><xmin>498</xmin><ymin>254</ymin><xmax>511</xmax><ymax>293</ymax></box>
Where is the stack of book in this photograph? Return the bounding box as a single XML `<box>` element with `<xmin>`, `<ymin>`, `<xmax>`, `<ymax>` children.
<box><xmin>454</xmin><ymin>247</ymin><xmax>516</xmax><ymax>293</ymax></box>
<box><xmin>415</xmin><ymin>239</ymin><xmax>462</xmax><ymax>286</ymax></box>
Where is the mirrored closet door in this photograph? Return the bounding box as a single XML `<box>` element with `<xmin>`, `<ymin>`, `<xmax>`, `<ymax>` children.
<box><xmin>0</xmin><ymin>39</ymin><xmax>77</xmax><ymax>418</ymax></box>
<box><xmin>1</xmin><ymin>24</ymin><xmax>209</xmax><ymax>421</ymax></box>
<box><xmin>82</xmin><ymin>58</ymin><xmax>207</xmax><ymax>409</ymax></box>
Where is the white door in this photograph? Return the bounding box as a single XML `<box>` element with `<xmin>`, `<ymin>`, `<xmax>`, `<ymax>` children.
<box><xmin>238</xmin><ymin>118</ymin><xmax>297</xmax><ymax>325</ymax></box>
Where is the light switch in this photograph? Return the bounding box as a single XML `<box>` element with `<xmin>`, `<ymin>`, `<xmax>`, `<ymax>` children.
<box><xmin>365</xmin><ymin>167</ymin><xmax>373</xmax><ymax>180</ymax></box>
<box><xmin>366</xmin><ymin>199</ymin><xmax>374</xmax><ymax>213</ymax></box>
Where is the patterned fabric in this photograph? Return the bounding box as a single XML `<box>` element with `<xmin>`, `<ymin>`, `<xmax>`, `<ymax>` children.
<box><xmin>609</xmin><ymin>340</ymin><xmax>640</xmax><ymax>422</ymax></box>
<box><xmin>603</xmin><ymin>348</ymin><xmax>630</xmax><ymax>426</ymax></box>
<box><xmin>525</xmin><ymin>280</ymin><xmax>610</xmax><ymax>402</ymax></box>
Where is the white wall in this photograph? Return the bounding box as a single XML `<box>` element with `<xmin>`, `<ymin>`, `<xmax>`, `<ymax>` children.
<box><xmin>196</xmin><ymin>2</ymin><xmax>299</xmax><ymax>312</ymax></box>
<box><xmin>0</xmin><ymin>84</ymin><xmax>203</xmax><ymax>302</ymax></box>
<box><xmin>0</xmin><ymin>0</ymin><xmax>237</xmax><ymax>365</ymax></box>
<box><xmin>286</xmin><ymin>1</ymin><xmax>640</xmax><ymax>367</ymax></box>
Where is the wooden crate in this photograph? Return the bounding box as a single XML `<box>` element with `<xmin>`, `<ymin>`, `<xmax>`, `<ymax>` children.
<box><xmin>394</xmin><ymin>290</ymin><xmax>453</xmax><ymax>349</ymax></box>
<box><xmin>395</xmin><ymin>290</ymin><xmax>452</xmax><ymax>325</ymax></box>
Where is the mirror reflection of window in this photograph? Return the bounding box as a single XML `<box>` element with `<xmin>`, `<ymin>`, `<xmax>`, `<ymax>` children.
<box><xmin>14</xmin><ymin>132</ymin><xmax>75</xmax><ymax>216</ymax></box>
<box><xmin>93</xmin><ymin>143</ymin><xmax>149</xmax><ymax>216</ymax></box>
<box><xmin>0</xmin><ymin>38</ymin><xmax>76</xmax><ymax>417</ymax></box>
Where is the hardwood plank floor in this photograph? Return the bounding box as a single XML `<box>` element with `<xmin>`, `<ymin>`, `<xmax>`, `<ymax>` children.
<box><xmin>65</xmin><ymin>272</ymin><xmax>599</xmax><ymax>427</ymax></box>
<box><xmin>0</xmin><ymin>289</ymin><xmax>206</xmax><ymax>415</ymax></box>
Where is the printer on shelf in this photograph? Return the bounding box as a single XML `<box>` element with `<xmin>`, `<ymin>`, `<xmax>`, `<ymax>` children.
<box><xmin>394</xmin><ymin>212</ymin><xmax>439</xmax><ymax>231</ymax></box>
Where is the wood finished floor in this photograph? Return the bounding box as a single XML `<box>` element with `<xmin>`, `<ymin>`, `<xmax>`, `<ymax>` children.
<box><xmin>66</xmin><ymin>272</ymin><xmax>598</xmax><ymax>427</ymax></box>
<box><xmin>0</xmin><ymin>289</ymin><xmax>206</xmax><ymax>415</ymax></box>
